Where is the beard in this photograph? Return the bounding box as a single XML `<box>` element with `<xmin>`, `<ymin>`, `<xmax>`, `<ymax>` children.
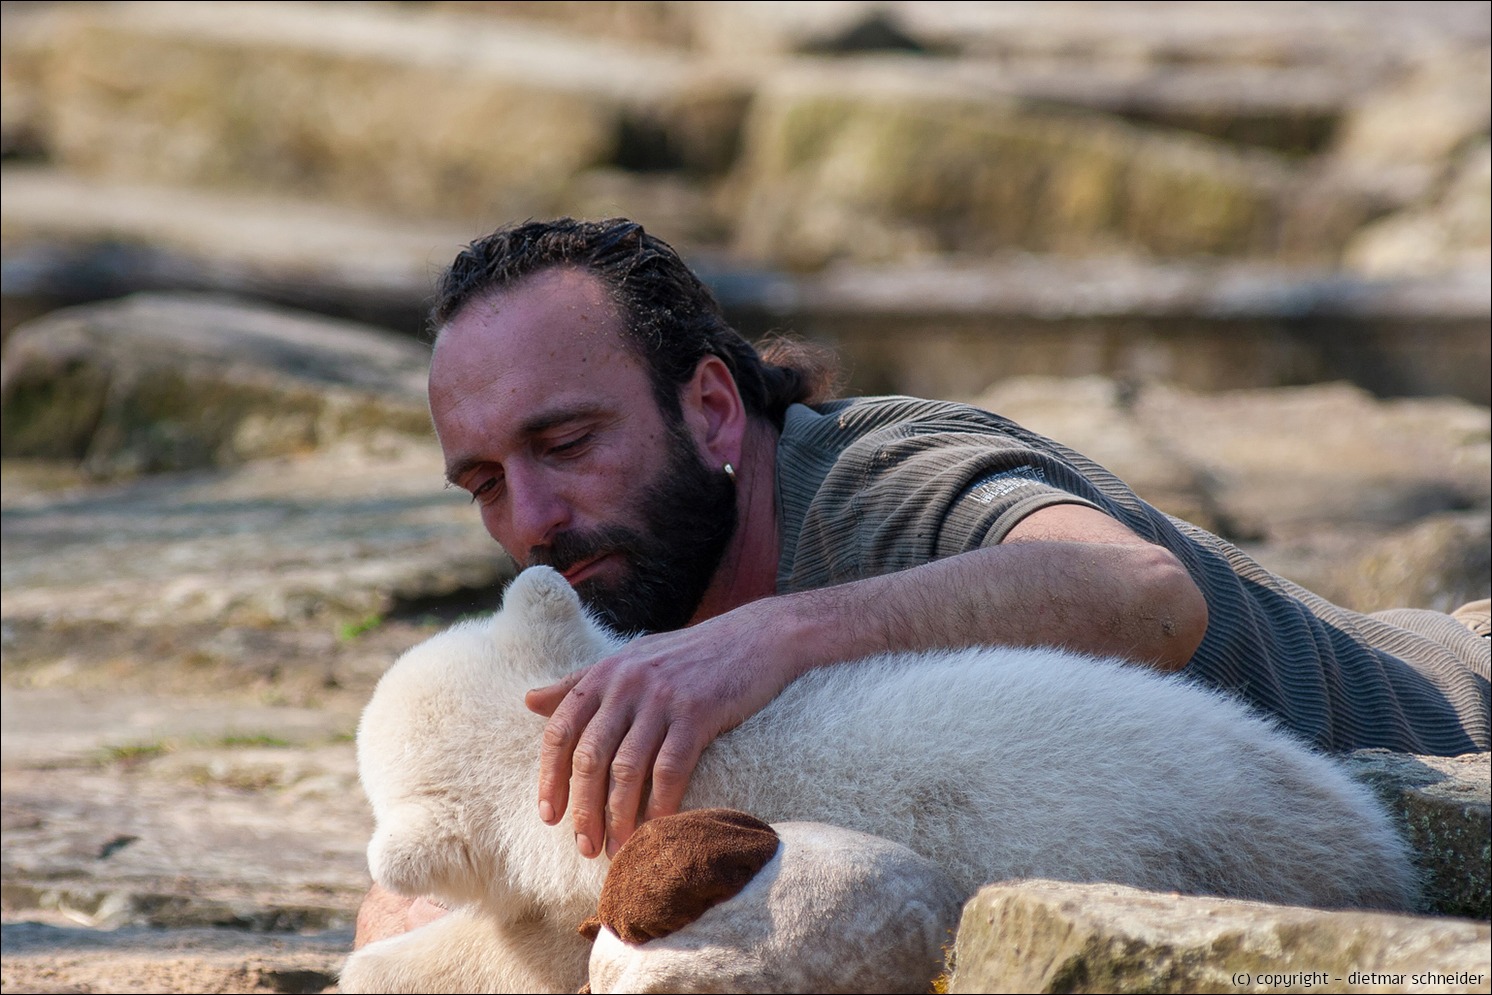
<box><xmin>527</xmin><ymin>427</ymin><xmax>738</xmax><ymax>634</ymax></box>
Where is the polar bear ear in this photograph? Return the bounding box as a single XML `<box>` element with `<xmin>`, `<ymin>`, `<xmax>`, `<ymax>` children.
<box><xmin>504</xmin><ymin>566</ymin><xmax>608</xmax><ymax>638</ymax></box>
<box><xmin>500</xmin><ymin>566</ymin><xmax>612</xmax><ymax>668</ymax></box>
<box><xmin>503</xmin><ymin>566</ymin><xmax>585</xmax><ymax>626</ymax></box>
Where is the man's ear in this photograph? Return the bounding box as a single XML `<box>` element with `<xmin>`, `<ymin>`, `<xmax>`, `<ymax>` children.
<box><xmin>680</xmin><ymin>355</ymin><xmax>746</xmax><ymax>467</ymax></box>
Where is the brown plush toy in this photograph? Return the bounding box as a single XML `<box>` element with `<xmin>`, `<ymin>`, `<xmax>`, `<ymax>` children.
<box><xmin>580</xmin><ymin>808</ymin><xmax>964</xmax><ymax>994</ymax></box>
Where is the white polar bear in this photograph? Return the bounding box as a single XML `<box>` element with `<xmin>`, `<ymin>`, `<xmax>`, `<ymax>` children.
<box><xmin>341</xmin><ymin>566</ymin><xmax>1417</xmax><ymax>994</ymax></box>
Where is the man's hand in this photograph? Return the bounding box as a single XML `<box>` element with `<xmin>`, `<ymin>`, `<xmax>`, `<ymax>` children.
<box><xmin>353</xmin><ymin>884</ymin><xmax>449</xmax><ymax>949</ymax></box>
<box><xmin>525</xmin><ymin>607</ymin><xmax>801</xmax><ymax>859</ymax></box>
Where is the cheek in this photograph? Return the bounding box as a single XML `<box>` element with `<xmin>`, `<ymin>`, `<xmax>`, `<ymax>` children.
<box><xmin>579</xmin><ymin>441</ymin><xmax>656</xmax><ymax>504</ymax></box>
<box><xmin>478</xmin><ymin>504</ymin><xmax>511</xmax><ymax>549</ymax></box>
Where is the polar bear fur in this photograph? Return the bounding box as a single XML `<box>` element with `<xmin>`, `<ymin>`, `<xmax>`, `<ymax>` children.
<box><xmin>342</xmin><ymin>566</ymin><xmax>1417</xmax><ymax>994</ymax></box>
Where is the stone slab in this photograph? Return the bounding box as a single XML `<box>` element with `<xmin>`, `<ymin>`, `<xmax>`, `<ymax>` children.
<box><xmin>1</xmin><ymin>922</ymin><xmax>348</xmax><ymax>994</ymax></box>
<box><xmin>769</xmin><ymin>259</ymin><xmax>1491</xmax><ymax>407</ymax></box>
<box><xmin>13</xmin><ymin>1</ymin><xmax>744</xmax><ymax>220</ymax></box>
<box><xmin>950</xmin><ymin>879</ymin><xmax>1492</xmax><ymax>994</ymax></box>
<box><xmin>1</xmin><ymin>293</ymin><xmax>513</xmax><ymax>628</ymax></box>
<box><xmin>730</xmin><ymin>62</ymin><xmax>1374</xmax><ymax>268</ymax></box>
<box><xmin>1345</xmin><ymin>751</ymin><xmax>1492</xmax><ymax>921</ymax></box>
<box><xmin>0</xmin><ymin>442</ymin><xmax>508</xmax><ymax>628</ymax></box>
<box><xmin>0</xmin><ymin>165</ymin><xmax>474</xmax><ymax>336</ymax></box>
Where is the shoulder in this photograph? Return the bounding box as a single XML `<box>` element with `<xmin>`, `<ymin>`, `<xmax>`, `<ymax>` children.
<box><xmin>778</xmin><ymin>395</ymin><xmax>1041</xmax><ymax>488</ymax></box>
<box><xmin>775</xmin><ymin>396</ymin><xmax>1114</xmax><ymax>588</ymax></box>
<box><xmin>778</xmin><ymin>394</ymin><xmax>1087</xmax><ymax>502</ymax></box>
<box><xmin>777</xmin><ymin>396</ymin><xmax>1023</xmax><ymax>544</ymax></box>
<box><xmin>781</xmin><ymin>395</ymin><xmax>1023</xmax><ymax>448</ymax></box>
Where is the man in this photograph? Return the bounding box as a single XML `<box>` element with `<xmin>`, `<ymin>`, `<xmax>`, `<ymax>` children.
<box><xmin>358</xmin><ymin>217</ymin><xmax>1489</xmax><ymax>944</ymax></box>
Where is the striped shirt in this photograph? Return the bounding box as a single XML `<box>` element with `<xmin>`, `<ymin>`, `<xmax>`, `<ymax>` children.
<box><xmin>775</xmin><ymin>396</ymin><xmax>1490</xmax><ymax>755</ymax></box>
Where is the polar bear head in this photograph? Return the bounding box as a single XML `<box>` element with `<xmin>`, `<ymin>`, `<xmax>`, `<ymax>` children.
<box><xmin>358</xmin><ymin>566</ymin><xmax>622</xmax><ymax>913</ymax></box>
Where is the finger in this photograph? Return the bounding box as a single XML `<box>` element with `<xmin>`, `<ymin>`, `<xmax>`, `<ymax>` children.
<box><xmin>603</xmin><ymin>714</ymin><xmax>668</xmax><ymax>857</ymax></box>
<box><xmin>525</xmin><ymin>668</ymin><xmax>588</xmax><ymax>718</ymax></box>
<box><xmin>535</xmin><ymin>679</ymin><xmax>603</xmax><ymax>826</ymax></box>
<box><xmin>641</xmin><ymin>721</ymin><xmax>707</xmax><ymax>824</ymax></box>
<box><xmin>568</xmin><ymin>702</ymin><xmax>636</xmax><ymax>859</ymax></box>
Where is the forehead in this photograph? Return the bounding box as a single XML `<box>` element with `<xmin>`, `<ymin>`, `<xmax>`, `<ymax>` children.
<box><xmin>434</xmin><ymin>265</ymin><xmax>630</xmax><ymax>369</ymax></box>
<box><xmin>428</xmin><ymin>267</ymin><xmax>653</xmax><ymax>444</ymax></box>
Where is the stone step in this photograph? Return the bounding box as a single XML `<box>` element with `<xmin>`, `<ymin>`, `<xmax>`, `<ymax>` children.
<box><xmin>734</xmin><ymin>258</ymin><xmax>1492</xmax><ymax>406</ymax></box>
<box><xmin>965</xmin><ymin>377</ymin><xmax>1490</xmax><ymax>610</ymax></box>
<box><xmin>0</xmin><ymin>164</ymin><xmax>472</xmax><ymax>337</ymax></box>
<box><xmin>0</xmin><ymin>290</ymin><xmax>435</xmax><ymax>473</ymax></box>
<box><xmin>4</xmin><ymin>1</ymin><xmax>749</xmax><ymax>221</ymax></box>
<box><xmin>0</xmin><ymin>294</ymin><xmax>511</xmax><ymax>630</ymax></box>
<box><xmin>378</xmin><ymin>3</ymin><xmax>1424</xmax><ymax>154</ymax></box>
<box><xmin>5</xmin><ymin>2</ymin><xmax>1485</xmax><ymax>270</ymax></box>
<box><xmin>5</xmin><ymin>167</ymin><xmax>1488</xmax><ymax>405</ymax></box>
<box><xmin>415</xmin><ymin>2</ymin><xmax>1487</xmax><ymax>161</ymax></box>
<box><xmin>1345</xmin><ymin>751</ymin><xmax>1492</xmax><ymax>921</ymax></box>
<box><xmin>446</xmin><ymin>1</ymin><xmax>1488</xmax><ymax>71</ymax></box>
<box><xmin>897</xmin><ymin>1</ymin><xmax>1488</xmax><ymax>72</ymax></box>
<box><xmin>725</xmin><ymin>42</ymin><xmax>1487</xmax><ymax>266</ymax></box>
<box><xmin>950</xmin><ymin>878</ymin><xmax>1490</xmax><ymax>993</ymax></box>
<box><xmin>0</xmin><ymin>923</ymin><xmax>347</xmax><ymax>994</ymax></box>
<box><xmin>730</xmin><ymin>59</ymin><xmax>1382</xmax><ymax>268</ymax></box>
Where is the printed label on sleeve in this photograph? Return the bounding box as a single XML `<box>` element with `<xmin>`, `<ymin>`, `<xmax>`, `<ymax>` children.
<box><xmin>962</xmin><ymin>466</ymin><xmax>1049</xmax><ymax>504</ymax></box>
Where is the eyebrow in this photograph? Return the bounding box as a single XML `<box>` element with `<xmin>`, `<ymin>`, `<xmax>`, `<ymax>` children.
<box><xmin>443</xmin><ymin>402</ymin><xmax>610</xmax><ymax>486</ymax></box>
<box><xmin>520</xmin><ymin>403</ymin><xmax>609</xmax><ymax>437</ymax></box>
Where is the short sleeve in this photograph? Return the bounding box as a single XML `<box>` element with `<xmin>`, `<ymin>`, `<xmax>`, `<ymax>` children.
<box><xmin>777</xmin><ymin>403</ymin><xmax>1104</xmax><ymax>592</ymax></box>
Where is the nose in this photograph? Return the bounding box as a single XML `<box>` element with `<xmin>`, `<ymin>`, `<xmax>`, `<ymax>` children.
<box><xmin>485</xmin><ymin>463</ymin><xmax>572</xmax><ymax>558</ymax></box>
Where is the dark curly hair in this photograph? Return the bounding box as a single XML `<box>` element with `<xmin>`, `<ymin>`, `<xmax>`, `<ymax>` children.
<box><xmin>430</xmin><ymin>218</ymin><xmax>838</xmax><ymax>427</ymax></box>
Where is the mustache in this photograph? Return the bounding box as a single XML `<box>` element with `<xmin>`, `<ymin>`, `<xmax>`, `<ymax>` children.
<box><xmin>526</xmin><ymin>526</ymin><xmax>643</xmax><ymax>575</ymax></box>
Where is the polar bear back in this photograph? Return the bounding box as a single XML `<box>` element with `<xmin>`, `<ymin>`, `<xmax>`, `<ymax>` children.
<box><xmin>683</xmin><ymin>644</ymin><xmax>1415</xmax><ymax>909</ymax></box>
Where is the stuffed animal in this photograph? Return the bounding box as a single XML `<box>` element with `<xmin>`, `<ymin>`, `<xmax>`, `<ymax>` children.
<box><xmin>341</xmin><ymin>566</ymin><xmax>1416</xmax><ymax>994</ymax></box>
<box><xmin>581</xmin><ymin>808</ymin><xmax>964</xmax><ymax>994</ymax></box>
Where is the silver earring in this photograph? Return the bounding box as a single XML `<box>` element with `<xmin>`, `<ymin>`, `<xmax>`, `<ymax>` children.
<box><xmin>723</xmin><ymin>462</ymin><xmax>736</xmax><ymax>482</ymax></box>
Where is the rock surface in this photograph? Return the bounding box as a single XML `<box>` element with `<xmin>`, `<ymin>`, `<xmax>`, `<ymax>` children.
<box><xmin>4</xmin><ymin>1</ymin><xmax>1487</xmax><ymax>402</ymax></box>
<box><xmin>730</xmin><ymin>62</ymin><xmax>1371</xmax><ymax>269</ymax></box>
<box><xmin>949</xmin><ymin>879</ymin><xmax>1492</xmax><ymax>994</ymax></box>
<box><xmin>1</xmin><ymin>442</ymin><xmax>510</xmax><ymax>630</ymax></box>
<box><xmin>1</xmin><ymin>293</ymin><xmax>433</xmax><ymax>476</ymax></box>
<box><xmin>0</xmin><ymin>676</ymin><xmax>376</xmax><ymax>993</ymax></box>
<box><xmin>11</xmin><ymin>1</ymin><xmax>742</xmax><ymax>222</ymax></box>
<box><xmin>0</xmin><ymin>164</ymin><xmax>474</xmax><ymax>337</ymax></box>
<box><xmin>1344</xmin><ymin>752</ymin><xmax>1492</xmax><ymax>921</ymax></box>
<box><xmin>1</xmin><ymin>923</ymin><xmax>346</xmax><ymax>995</ymax></box>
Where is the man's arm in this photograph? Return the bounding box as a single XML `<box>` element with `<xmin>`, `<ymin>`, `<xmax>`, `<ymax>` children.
<box><xmin>526</xmin><ymin>503</ymin><xmax>1209</xmax><ymax>858</ymax></box>
<box><xmin>353</xmin><ymin>884</ymin><xmax>448</xmax><ymax>949</ymax></box>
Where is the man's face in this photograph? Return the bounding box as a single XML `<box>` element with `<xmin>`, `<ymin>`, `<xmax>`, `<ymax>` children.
<box><xmin>429</xmin><ymin>267</ymin><xmax>735</xmax><ymax>632</ymax></box>
<box><xmin>528</xmin><ymin>421</ymin><xmax>735</xmax><ymax>633</ymax></box>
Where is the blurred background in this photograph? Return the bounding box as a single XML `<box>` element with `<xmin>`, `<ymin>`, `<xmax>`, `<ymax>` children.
<box><xmin>1</xmin><ymin>4</ymin><xmax>1488</xmax><ymax>991</ymax></box>
<box><xmin>4</xmin><ymin>0</ymin><xmax>1490</xmax><ymax>398</ymax></box>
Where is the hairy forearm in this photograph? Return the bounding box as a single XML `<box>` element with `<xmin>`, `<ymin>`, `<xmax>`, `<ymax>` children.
<box><xmin>761</xmin><ymin>538</ymin><xmax>1208</xmax><ymax>682</ymax></box>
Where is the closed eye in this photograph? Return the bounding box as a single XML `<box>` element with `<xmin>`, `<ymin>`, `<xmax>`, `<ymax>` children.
<box><xmin>544</xmin><ymin>433</ymin><xmax>593</xmax><ymax>459</ymax></box>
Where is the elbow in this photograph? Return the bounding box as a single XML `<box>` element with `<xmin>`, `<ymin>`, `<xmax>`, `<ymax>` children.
<box><xmin>1134</xmin><ymin>546</ymin><xmax>1209</xmax><ymax>672</ymax></box>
